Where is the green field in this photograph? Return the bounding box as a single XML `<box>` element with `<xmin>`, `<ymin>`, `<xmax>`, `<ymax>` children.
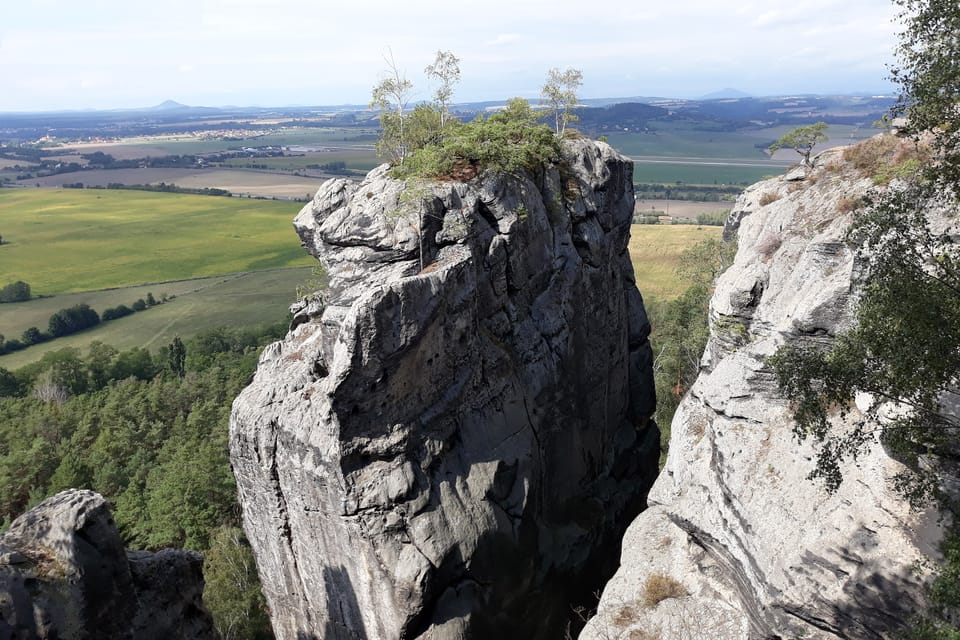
<box><xmin>607</xmin><ymin>122</ymin><xmax>873</xmax><ymax>160</ymax></box>
<box><xmin>632</xmin><ymin>162</ymin><xmax>774</xmax><ymax>186</ymax></box>
<box><xmin>223</xmin><ymin>150</ymin><xmax>380</xmax><ymax>172</ymax></box>
<box><xmin>606</xmin><ymin>122</ymin><xmax>875</xmax><ymax>186</ymax></box>
<box><xmin>0</xmin><ymin>267</ymin><xmax>312</xmax><ymax>368</ymax></box>
<box><xmin>0</xmin><ymin>189</ymin><xmax>313</xmax><ymax>294</ymax></box>
<box><xmin>629</xmin><ymin>224</ymin><xmax>724</xmax><ymax>300</ymax></box>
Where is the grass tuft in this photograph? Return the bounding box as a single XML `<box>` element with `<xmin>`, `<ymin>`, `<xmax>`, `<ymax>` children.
<box><xmin>642</xmin><ymin>573</ymin><xmax>688</xmax><ymax>608</ymax></box>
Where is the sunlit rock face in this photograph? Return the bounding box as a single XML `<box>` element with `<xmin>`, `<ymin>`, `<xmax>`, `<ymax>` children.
<box><xmin>582</xmin><ymin>145</ymin><xmax>946</xmax><ymax>640</ymax></box>
<box><xmin>0</xmin><ymin>489</ymin><xmax>214</xmax><ymax>640</ymax></box>
<box><xmin>230</xmin><ymin>139</ymin><xmax>660</xmax><ymax>639</ymax></box>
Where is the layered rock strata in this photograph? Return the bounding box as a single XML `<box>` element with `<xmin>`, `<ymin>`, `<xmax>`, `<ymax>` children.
<box><xmin>230</xmin><ymin>139</ymin><xmax>659</xmax><ymax>639</ymax></box>
<box><xmin>581</xmin><ymin>147</ymin><xmax>947</xmax><ymax>640</ymax></box>
<box><xmin>0</xmin><ymin>489</ymin><xmax>214</xmax><ymax>639</ymax></box>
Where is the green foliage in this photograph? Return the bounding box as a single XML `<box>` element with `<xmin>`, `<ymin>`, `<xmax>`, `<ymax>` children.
<box><xmin>649</xmin><ymin>237</ymin><xmax>736</xmax><ymax>461</ymax></box>
<box><xmin>769</xmin><ymin>4</ymin><xmax>960</xmax><ymax>629</ymax></box>
<box><xmin>48</xmin><ymin>303</ymin><xmax>100</xmax><ymax>338</ymax></box>
<box><xmin>890</xmin><ymin>0</ymin><xmax>960</xmax><ymax>191</ymax></box>
<box><xmin>900</xmin><ymin>533</ymin><xmax>960</xmax><ymax>639</ymax></box>
<box><xmin>166</xmin><ymin>336</ymin><xmax>186</xmax><ymax>378</ymax></box>
<box><xmin>771</xmin><ymin>180</ymin><xmax>960</xmax><ymax>497</ymax></box>
<box><xmin>540</xmin><ymin>67</ymin><xmax>583</xmax><ymax>135</ymax></box>
<box><xmin>395</xmin><ymin>98</ymin><xmax>561</xmax><ymax>180</ymax></box>
<box><xmin>295</xmin><ymin>264</ymin><xmax>328</xmax><ymax>302</ymax></box>
<box><xmin>769</xmin><ymin>122</ymin><xmax>828</xmax><ymax>165</ymax></box>
<box><xmin>0</xmin><ymin>280</ymin><xmax>31</xmax><ymax>303</ymax></box>
<box><xmin>101</xmin><ymin>304</ymin><xmax>134</xmax><ymax>321</ymax></box>
<box><xmin>0</xmin><ymin>322</ymin><xmax>286</xmax><ymax>636</ymax></box>
<box><xmin>204</xmin><ymin>526</ymin><xmax>273</xmax><ymax>640</ymax></box>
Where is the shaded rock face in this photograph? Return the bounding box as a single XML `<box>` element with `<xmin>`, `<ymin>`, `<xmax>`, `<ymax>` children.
<box><xmin>230</xmin><ymin>139</ymin><xmax>660</xmax><ymax>639</ymax></box>
<box><xmin>0</xmin><ymin>489</ymin><xmax>214</xmax><ymax>640</ymax></box>
<box><xmin>582</xmin><ymin>146</ymin><xmax>947</xmax><ymax>640</ymax></box>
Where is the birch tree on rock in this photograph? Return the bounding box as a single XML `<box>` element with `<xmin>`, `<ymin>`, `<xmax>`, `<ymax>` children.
<box><xmin>540</xmin><ymin>67</ymin><xmax>583</xmax><ymax>136</ymax></box>
<box><xmin>370</xmin><ymin>51</ymin><xmax>414</xmax><ymax>165</ymax></box>
<box><xmin>424</xmin><ymin>50</ymin><xmax>461</xmax><ymax>135</ymax></box>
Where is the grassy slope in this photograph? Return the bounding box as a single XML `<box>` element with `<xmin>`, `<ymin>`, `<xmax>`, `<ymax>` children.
<box><xmin>0</xmin><ymin>189</ymin><xmax>313</xmax><ymax>294</ymax></box>
<box><xmin>0</xmin><ymin>267</ymin><xmax>312</xmax><ymax>368</ymax></box>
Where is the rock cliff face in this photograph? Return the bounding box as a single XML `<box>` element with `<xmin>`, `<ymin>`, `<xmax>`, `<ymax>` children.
<box><xmin>581</xmin><ymin>148</ymin><xmax>947</xmax><ymax>640</ymax></box>
<box><xmin>229</xmin><ymin>139</ymin><xmax>660</xmax><ymax>639</ymax></box>
<box><xmin>0</xmin><ymin>489</ymin><xmax>214</xmax><ymax>640</ymax></box>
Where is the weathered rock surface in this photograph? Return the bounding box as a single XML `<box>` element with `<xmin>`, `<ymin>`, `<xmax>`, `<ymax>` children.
<box><xmin>582</xmin><ymin>146</ymin><xmax>948</xmax><ymax>640</ymax></box>
<box><xmin>0</xmin><ymin>489</ymin><xmax>214</xmax><ymax>640</ymax></box>
<box><xmin>230</xmin><ymin>139</ymin><xmax>660</xmax><ymax>639</ymax></box>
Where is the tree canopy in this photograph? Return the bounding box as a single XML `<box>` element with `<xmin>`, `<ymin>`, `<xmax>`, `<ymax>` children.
<box><xmin>370</xmin><ymin>50</ymin><xmax>414</xmax><ymax>165</ymax></box>
<box><xmin>540</xmin><ymin>67</ymin><xmax>583</xmax><ymax>136</ymax></box>
<box><xmin>768</xmin><ymin>0</ymin><xmax>960</xmax><ymax>633</ymax></box>
<box><xmin>768</xmin><ymin>122</ymin><xmax>828</xmax><ymax>165</ymax></box>
<box><xmin>890</xmin><ymin>0</ymin><xmax>960</xmax><ymax>191</ymax></box>
<box><xmin>0</xmin><ymin>323</ymin><xmax>285</xmax><ymax>639</ymax></box>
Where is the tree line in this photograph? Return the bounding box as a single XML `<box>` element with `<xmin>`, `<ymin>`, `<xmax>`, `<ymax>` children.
<box><xmin>0</xmin><ymin>324</ymin><xmax>284</xmax><ymax>639</ymax></box>
<box><xmin>0</xmin><ymin>293</ymin><xmax>163</xmax><ymax>355</ymax></box>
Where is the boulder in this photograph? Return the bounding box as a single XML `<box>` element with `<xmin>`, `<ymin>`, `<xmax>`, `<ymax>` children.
<box><xmin>230</xmin><ymin>139</ymin><xmax>660</xmax><ymax>639</ymax></box>
<box><xmin>0</xmin><ymin>489</ymin><xmax>214</xmax><ymax>640</ymax></box>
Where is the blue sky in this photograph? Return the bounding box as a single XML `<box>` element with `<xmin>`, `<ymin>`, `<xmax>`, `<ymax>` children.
<box><xmin>1</xmin><ymin>0</ymin><xmax>900</xmax><ymax>112</ymax></box>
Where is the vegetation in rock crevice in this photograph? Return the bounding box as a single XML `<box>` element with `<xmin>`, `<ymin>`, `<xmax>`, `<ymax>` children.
<box><xmin>390</xmin><ymin>97</ymin><xmax>563</xmax><ymax>180</ymax></box>
<box><xmin>370</xmin><ymin>54</ymin><xmax>575</xmax><ymax>181</ymax></box>
<box><xmin>648</xmin><ymin>236</ymin><xmax>736</xmax><ymax>463</ymax></box>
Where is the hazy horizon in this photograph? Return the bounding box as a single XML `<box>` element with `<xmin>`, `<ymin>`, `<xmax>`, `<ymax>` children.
<box><xmin>4</xmin><ymin>0</ymin><xmax>899</xmax><ymax>113</ymax></box>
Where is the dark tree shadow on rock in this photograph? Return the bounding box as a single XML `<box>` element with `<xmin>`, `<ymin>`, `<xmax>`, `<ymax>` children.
<box><xmin>320</xmin><ymin>565</ymin><xmax>368</xmax><ymax>640</ymax></box>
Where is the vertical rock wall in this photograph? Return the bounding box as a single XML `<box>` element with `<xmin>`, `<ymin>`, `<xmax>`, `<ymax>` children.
<box><xmin>230</xmin><ymin>139</ymin><xmax>660</xmax><ymax>639</ymax></box>
<box><xmin>582</xmin><ymin>147</ymin><xmax>947</xmax><ymax>640</ymax></box>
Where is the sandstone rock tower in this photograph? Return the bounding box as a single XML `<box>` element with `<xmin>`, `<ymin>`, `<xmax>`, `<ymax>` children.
<box><xmin>230</xmin><ymin>139</ymin><xmax>660</xmax><ymax>639</ymax></box>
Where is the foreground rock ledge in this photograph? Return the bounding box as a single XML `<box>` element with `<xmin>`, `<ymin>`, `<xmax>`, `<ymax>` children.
<box><xmin>0</xmin><ymin>489</ymin><xmax>214</xmax><ymax>640</ymax></box>
<box><xmin>581</xmin><ymin>145</ymin><xmax>948</xmax><ymax>640</ymax></box>
<box><xmin>230</xmin><ymin>139</ymin><xmax>659</xmax><ymax>639</ymax></box>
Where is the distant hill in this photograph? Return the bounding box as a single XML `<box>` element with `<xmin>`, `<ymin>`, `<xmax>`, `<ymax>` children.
<box><xmin>151</xmin><ymin>100</ymin><xmax>191</xmax><ymax>111</ymax></box>
<box><xmin>699</xmin><ymin>88</ymin><xmax>752</xmax><ymax>100</ymax></box>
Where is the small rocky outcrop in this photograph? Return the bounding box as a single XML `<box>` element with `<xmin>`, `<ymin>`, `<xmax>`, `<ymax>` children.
<box><xmin>0</xmin><ymin>489</ymin><xmax>214</xmax><ymax>640</ymax></box>
<box><xmin>582</xmin><ymin>146</ymin><xmax>947</xmax><ymax>640</ymax></box>
<box><xmin>230</xmin><ymin>139</ymin><xmax>659</xmax><ymax>639</ymax></box>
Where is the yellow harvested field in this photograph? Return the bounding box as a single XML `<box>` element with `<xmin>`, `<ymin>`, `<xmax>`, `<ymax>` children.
<box><xmin>634</xmin><ymin>199</ymin><xmax>731</xmax><ymax>218</ymax></box>
<box><xmin>629</xmin><ymin>224</ymin><xmax>724</xmax><ymax>301</ymax></box>
<box><xmin>20</xmin><ymin>168</ymin><xmax>326</xmax><ymax>199</ymax></box>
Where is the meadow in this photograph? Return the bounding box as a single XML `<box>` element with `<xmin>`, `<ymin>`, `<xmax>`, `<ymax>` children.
<box><xmin>610</xmin><ymin>121</ymin><xmax>875</xmax><ymax>185</ymax></box>
<box><xmin>628</xmin><ymin>224</ymin><xmax>724</xmax><ymax>300</ymax></box>
<box><xmin>0</xmin><ymin>267</ymin><xmax>312</xmax><ymax>368</ymax></box>
<box><xmin>632</xmin><ymin>161</ymin><xmax>774</xmax><ymax>186</ymax></box>
<box><xmin>0</xmin><ymin>197</ymin><xmax>716</xmax><ymax>368</ymax></box>
<box><xmin>0</xmin><ymin>189</ymin><xmax>313</xmax><ymax>294</ymax></box>
<box><xmin>222</xmin><ymin>150</ymin><xmax>380</xmax><ymax>173</ymax></box>
<box><xmin>24</xmin><ymin>168</ymin><xmax>329</xmax><ymax>199</ymax></box>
